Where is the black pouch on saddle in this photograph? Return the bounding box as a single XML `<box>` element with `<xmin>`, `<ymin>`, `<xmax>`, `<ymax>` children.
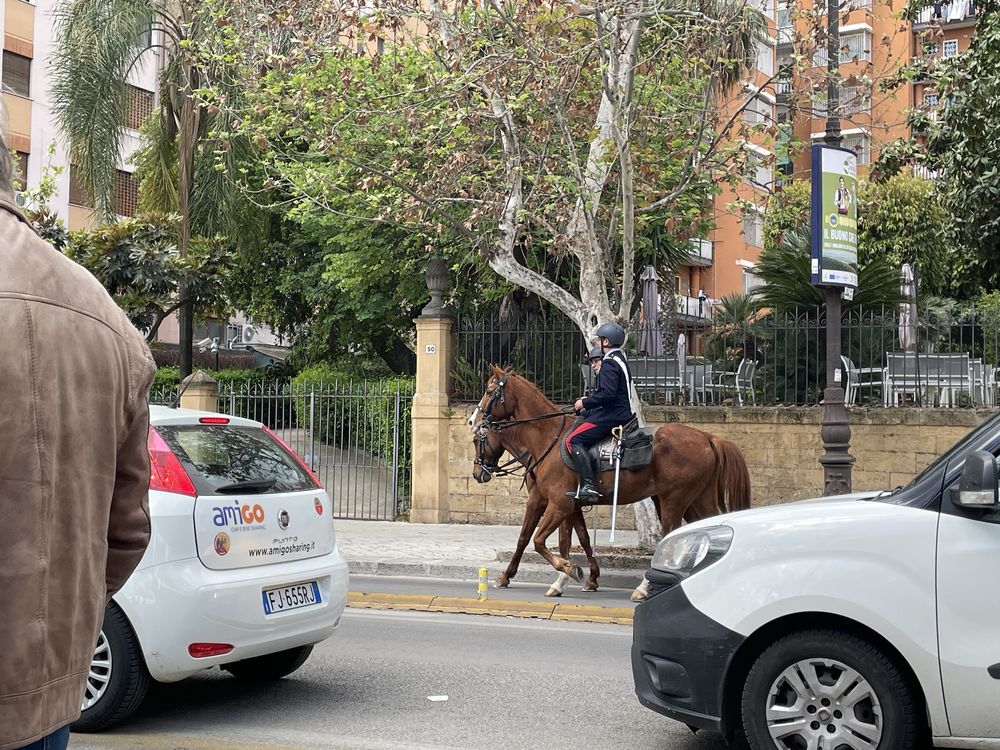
<box><xmin>559</xmin><ymin>416</ymin><xmax>654</xmax><ymax>472</ymax></box>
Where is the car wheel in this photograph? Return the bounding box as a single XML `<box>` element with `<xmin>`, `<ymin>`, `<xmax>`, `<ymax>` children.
<box><xmin>224</xmin><ymin>645</ymin><xmax>314</xmax><ymax>681</ymax></box>
<box><xmin>741</xmin><ymin>629</ymin><xmax>918</xmax><ymax>750</ymax></box>
<box><xmin>72</xmin><ymin>604</ymin><xmax>150</xmax><ymax>732</ymax></box>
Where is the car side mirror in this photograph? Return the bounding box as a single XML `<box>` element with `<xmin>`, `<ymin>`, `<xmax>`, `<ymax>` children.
<box><xmin>955</xmin><ymin>450</ymin><xmax>1000</xmax><ymax>509</ymax></box>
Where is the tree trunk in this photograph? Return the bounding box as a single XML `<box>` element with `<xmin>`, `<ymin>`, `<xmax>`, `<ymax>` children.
<box><xmin>177</xmin><ymin>63</ymin><xmax>200</xmax><ymax>380</ymax></box>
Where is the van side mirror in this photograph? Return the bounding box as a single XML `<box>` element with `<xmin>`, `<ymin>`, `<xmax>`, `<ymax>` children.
<box><xmin>955</xmin><ymin>451</ymin><xmax>1000</xmax><ymax>509</ymax></box>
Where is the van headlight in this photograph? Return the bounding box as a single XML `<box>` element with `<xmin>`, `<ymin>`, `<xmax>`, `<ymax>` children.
<box><xmin>651</xmin><ymin>526</ymin><xmax>734</xmax><ymax>576</ymax></box>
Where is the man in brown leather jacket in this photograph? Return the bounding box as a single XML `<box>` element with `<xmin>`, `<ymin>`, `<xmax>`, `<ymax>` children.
<box><xmin>0</xmin><ymin>128</ymin><xmax>156</xmax><ymax>748</ymax></box>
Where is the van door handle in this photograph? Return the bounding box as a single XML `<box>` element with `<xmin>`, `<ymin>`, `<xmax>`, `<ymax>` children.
<box><xmin>988</xmin><ymin>664</ymin><xmax>1000</xmax><ymax>679</ymax></box>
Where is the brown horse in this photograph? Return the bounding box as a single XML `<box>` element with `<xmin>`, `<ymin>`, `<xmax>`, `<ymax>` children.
<box><xmin>469</xmin><ymin>365</ymin><xmax>751</xmax><ymax>600</ymax></box>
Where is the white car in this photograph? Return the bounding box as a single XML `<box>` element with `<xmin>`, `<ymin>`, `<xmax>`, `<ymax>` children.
<box><xmin>75</xmin><ymin>405</ymin><xmax>349</xmax><ymax>731</ymax></box>
<box><xmin>632</xmin><ymin>413</ymin><xmax>1000</xmax><ymax>749</ymax></box>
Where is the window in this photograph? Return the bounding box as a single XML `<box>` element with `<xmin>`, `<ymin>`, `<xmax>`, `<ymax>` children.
<box><xmin>843</xmin><ymin>133</ymin><xmax>871</xmax><ymax>165</ymax></box>
<box><xmin>69</xmin><ymin>166</ymin><xmax>93</xmax><ymax>207</ymax></box>
<box><xmin>744</xmin><ymin>96</ymin><xmax>771</xmax><ymax>125</ymax></box>
<box><xmin>756</xmin><ymin>42</ymin><xmax>775</xmax><ymax>76</ymax></box>
<box><xmin>840</xmin><ymin>30</ymin><xmax>872</xmax><ymax>62</ymax></box>
<box><xmin>126</xmin><ymin>85</ymin><xmax>154</xmax><ymax>130</ymax></box>
<box><xmin>13</xmin><ymin>151</ymin><xmax>28</xmax><ymax>192</ymax></box>
<box><xmin>2</xmin><ymin>51</ymin><xmax>31</xmax><ymax>98</ymax></box>
<box><xmin>943</xmin><ymin>39</ymin><xmax>959</xmax><ymax>57</ymax></box>
<box><xmin>923</xmin><ymin>92</ymin><xmax>939</xmax><ymax>107</ymax></box>
<box><xmin>114</xmin><ymin>170</ymin><xmax>140</xmax><ymax>217</ymax></box>
<box><xmin>744</xmin><ymin>269</ymin><xmax>765</xmax><ymax>294</ymax></box>
<box><xmin>923</xmin><ymin>41</ymin><xmax>941</xmax><ymax>56</ymax></box>
<box><xmin>743</xmin><ymin>210</ymin><xmax>764</xmax><ymax>247</ymax></box>
<box><xmin>813</xmin><ymin>85</ymin><xmax>870</xmax><ymax>116</ymax></box>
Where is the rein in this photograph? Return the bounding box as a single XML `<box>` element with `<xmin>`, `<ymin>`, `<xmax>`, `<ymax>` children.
<box><xmin>479</xmin><ymin>411</ymin><xmax>571</xmax><ymax>489</ymax></box>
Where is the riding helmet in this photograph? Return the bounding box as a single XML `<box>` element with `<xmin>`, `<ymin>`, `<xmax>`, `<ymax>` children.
<box><xmin>587</xmin><ymin>346</ymin><xmax>604</xmax><ymax>362</ymax></box>
<box><xmin>595</xmin><ymin>322</ymin><xmax>626</xmax><ymax>348</ymax></box>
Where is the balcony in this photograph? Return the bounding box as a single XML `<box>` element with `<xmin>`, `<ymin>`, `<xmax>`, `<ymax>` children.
<box><xmin>912</xmin><ymin>164</ymin><xmax>941</xmax><ymax>180</ymax></box>
<box><xmin>675</xmin><ymin>295</ymin><xmax>713</xmax><ymax>320</ymax></box>
<box><xmin>686</xmin><ymin>238</ymin><xmax>714</xmax><ymax>267</ymax></box>
<box><xmin>915</xmin><ymin>0</ymin><xmax>976</xmax><ymax>26</ymax></box>
<box><xmin>776</xmin><ymin>77</ymin><xmax>792</xmax><ymax>96</ymax></box>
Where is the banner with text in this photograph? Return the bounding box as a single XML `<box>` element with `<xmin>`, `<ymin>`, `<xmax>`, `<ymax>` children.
<box><xmin>810</xmin><ymin>144</ymin><xmax>858</xmax><ymax>289</ymax></box>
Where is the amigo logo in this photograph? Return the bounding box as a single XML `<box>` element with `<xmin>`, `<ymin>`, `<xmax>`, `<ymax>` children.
<box><xmin>212</xmin><ymin>501</ymin><xmax>266</xmax><ymax>529</ymax></box>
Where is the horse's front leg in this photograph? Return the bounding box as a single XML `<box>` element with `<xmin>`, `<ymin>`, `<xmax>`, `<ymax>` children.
<box><xmin>496</xmin><ymin>489</ymin><xmax>545</xmax><ymax>589</ymax></box>
<box><xmin>571</xmin><ymin>510</ymin><xmax>600</xmax><ymax>591</ymax></box>
<box><xmin>545</xmin><ymin>516</ymin><xmax>576</xmax><ymax>597</ymax></box>
<box><xmin>533</xmin><ymin>502</ymin><xmax>582</xmax><ymax>583</ymax></box>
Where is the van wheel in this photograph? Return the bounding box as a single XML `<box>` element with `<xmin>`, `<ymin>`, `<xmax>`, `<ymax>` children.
<box><xmin>741</xmin><ymin>629</ymin><xmax>918</xmax><ymax>750</ymax></box>
<box><xmin>72</xmin><ymin>604</ymin><xmax>150</xmax><ymax>732</ymax></box>
<box><xmin>224</xmin><ymin>645</ymin><xmax>314</xmax><ymax>681</ymax></box>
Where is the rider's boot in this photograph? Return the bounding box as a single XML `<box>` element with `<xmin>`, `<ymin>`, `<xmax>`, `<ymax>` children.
<box><xmin>566</xmin><ymin>445</ymin><xmax>601</xmax><ymax>504</ymax></box>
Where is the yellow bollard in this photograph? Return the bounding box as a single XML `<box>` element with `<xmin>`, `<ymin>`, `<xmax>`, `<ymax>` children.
<box><xmin>478</xmin><ymin>567</ymin><xmax>489</xmax><ymax>601</ymax></box>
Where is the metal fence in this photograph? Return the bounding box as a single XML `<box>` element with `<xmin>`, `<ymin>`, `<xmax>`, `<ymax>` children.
<box><xmin>454</xmin><ymin>304</ymin><xmax>1000</xmax><ymax>408</ymax></box>
<box><xmin>151</xmin><ymin>379</ymin><xmax>413</xmax><ymax>520</ymax></box>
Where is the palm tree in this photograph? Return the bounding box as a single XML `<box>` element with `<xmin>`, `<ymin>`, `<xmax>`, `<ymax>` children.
<box><xmin>51</xmin><ymin>0</ymin><xmax>255</xmax><ymax>378</ymax></box>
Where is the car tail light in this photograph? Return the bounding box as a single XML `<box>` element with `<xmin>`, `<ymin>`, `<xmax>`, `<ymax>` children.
<box><xmin>188</xmin><ymin>643</ymin><xmax>234</xmax><ymax>658</ymax></box>
<box><xmin>147</xmin><ymin>428</ymin><xmax>196</xmax><ymax>497</ymax></box>
<box><xmin>263</xmin><ymin>425</ymin><xmax>322</xmax><ymax>489</ymax></box>
<box><xmin>199</xmin><ymin>416</ymin><xmax>230</xmax><ymax>424</ymax></box>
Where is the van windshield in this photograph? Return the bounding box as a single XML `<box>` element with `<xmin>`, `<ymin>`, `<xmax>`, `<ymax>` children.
<box><xmin>902</xmin><ymin>412</ymin><xmax>1000</xmax><ymax>491</ymax></box>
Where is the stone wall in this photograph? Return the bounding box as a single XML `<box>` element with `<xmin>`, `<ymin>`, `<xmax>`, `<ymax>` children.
<box><xmin>447</xmin><ymin>405</ymin><xmax>994</xmax><ymax>528</ymax></box>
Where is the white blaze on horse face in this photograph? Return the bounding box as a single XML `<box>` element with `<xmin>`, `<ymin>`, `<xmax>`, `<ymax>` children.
<box><xmin>467</xmin><ymin>405</ymin><xmax>481</xmax><ymax>432</ymax></box>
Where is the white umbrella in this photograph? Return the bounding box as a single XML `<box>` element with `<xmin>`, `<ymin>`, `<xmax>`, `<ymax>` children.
<box><xmin>899</xmin><ymin>263</ymin><xmax>918</xmax><ymax>353</ymax></box>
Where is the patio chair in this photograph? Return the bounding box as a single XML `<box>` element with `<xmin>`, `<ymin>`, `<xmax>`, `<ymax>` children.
<box><xmin>884</xmin><ymin>352</ymin><xmax>971</xmax><ymax>407</ymax></box>
<box><xmin>840</xmin><ymin>356</ymin><xmax>884</xmax><ymax>407</ymax></box>
<box><xmin>631</xmin><ymin>357</ymin><xmax>683</xmax><ymax>404</ymax></box>
<box><xmin>703</xmin><ymin>358</ymin><xmax>757</xmax><ymax>405</ymax></box>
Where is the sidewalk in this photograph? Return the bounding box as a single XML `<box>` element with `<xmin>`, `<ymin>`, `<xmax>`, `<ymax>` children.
<box><xmin>335</xmin><ymin>520</ymin><xmax>650</xmax><ymax>624</ymax></box>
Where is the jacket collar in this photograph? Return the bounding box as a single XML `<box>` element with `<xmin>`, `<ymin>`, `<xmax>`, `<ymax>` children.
<box><xmin>0</xmin><ymin>192</ymin><xmax>40</xmax><ymax>234</ymax></box>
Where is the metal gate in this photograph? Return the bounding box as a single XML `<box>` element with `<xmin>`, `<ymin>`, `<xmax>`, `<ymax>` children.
<box><xmin>217</xmin><ymin>380</ymin><xmax>413</xmax><ymax>520</ymax></box>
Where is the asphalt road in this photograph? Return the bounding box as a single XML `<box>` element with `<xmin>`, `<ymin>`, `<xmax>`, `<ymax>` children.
<box><xmin>69</xmin><ymin>607</ymin><xmax>727</xmax><ymax>750</ymax></box>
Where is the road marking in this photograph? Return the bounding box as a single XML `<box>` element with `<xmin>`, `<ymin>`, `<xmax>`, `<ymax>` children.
<box><xmin>348</xmin><ymin>591</ymin><xmax>633</xmax><ymax>625</ymax></box>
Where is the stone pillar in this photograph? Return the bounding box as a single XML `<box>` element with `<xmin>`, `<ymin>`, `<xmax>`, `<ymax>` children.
<box><xmin>409</xmin><ymin>258</ymin><xmax>454</xmax><ymax>524</ymax></box>
<box><xmin>179</xmin><ymin>370</ymin><xmax>219</xmax><ymax>413</ymax></box>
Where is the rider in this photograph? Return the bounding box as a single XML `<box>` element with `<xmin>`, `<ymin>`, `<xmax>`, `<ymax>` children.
<box><xmin>566</xmin><ymin>323</ymin><xmax>634</xmax><ymax>504</ymax></box>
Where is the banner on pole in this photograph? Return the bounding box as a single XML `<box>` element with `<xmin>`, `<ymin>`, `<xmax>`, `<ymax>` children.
<box><xmin>810</xmin><ymin>144</ymin><xmax>858</xmax><ymax>289</ymax></box>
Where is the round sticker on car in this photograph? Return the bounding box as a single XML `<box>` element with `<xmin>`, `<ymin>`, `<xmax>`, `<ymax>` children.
<box><xmin>214</xmin><ymin>532</ymin><xmax>231</xmax><ymax>556</ymax></box>
<box><xmin>278</xmin><ymin>509</ymin><xmax>290</xmax><ymax>530</ymax></box>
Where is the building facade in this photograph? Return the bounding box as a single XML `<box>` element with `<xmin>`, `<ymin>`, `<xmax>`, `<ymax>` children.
<box><xmin>0</xmin><ymin>0</ymin><xmax>159</xmax><ymax>230</ymax></box>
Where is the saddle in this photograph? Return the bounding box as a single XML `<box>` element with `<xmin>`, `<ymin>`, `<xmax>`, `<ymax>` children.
<box><xmin>559</xmin><ymin>416</ymin><xmax>655</xmax><ymax>473</ymax></box>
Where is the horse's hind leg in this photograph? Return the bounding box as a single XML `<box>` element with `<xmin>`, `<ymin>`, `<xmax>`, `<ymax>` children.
<box><xmin>545</xmin><ymin>517</ymin><xmax>576</xmax><ymax>597</ymax></box>
<box><xmin>497</xmin><ymin>489</ymin><xmax>545</xmax><ymax>588</ymax></box>
<box><xmin>571</xmin><ymin>510</ymin><xmax>600</xmax><ymax>591</ymax></box>
<box><xmin>533</xmin><ymin>502</ymin><xmax>582</xmax><ymax>583</ymax></box>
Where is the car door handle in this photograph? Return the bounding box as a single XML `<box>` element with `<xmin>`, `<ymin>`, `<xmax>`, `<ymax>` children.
<box><xmin>989</xmin><ymin>664</ymin><xmax>1000</xmax><ymax>679</ymax></box>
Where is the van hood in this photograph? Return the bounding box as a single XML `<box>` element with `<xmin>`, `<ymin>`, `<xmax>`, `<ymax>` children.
<box><xmin>680</xmin><ymin>490</ymin><xmax>883</xmax><ymax>534</ymax></box>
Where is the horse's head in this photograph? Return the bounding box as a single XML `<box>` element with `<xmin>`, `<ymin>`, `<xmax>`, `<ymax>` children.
<box><xmin>467</xmin><ymin>365</ymin><xmax>518</xmax><ymax>432</ymax></box>
<box><xmin>471</xmin><ymin>423</ymin><xmax>505</xmax><ymax>484</ymax></box>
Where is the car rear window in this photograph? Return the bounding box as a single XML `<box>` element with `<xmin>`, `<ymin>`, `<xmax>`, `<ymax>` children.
<box><xmin>155</xmin><ymin>425</ymin><xmax>315</xmax><ymax>496</ymax></box>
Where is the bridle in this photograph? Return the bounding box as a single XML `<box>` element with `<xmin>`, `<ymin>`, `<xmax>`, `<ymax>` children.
<box><xmin>472</xmin><ymin>372</ymin><xmax>574</xmax><ymax>487</ymax></box>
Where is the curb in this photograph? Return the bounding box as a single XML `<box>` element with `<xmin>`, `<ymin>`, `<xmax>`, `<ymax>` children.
<box><xmin>347</xmin><ymin>560</ymin><xmax>649</xmax><ymax>589</ymax></box>
<box><xmin>347</xmin><ymin>592</ymin><xmax>634</xmax><ymax>625</ymax></box>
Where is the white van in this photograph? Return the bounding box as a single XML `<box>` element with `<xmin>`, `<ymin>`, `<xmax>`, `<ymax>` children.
<box><xmin>632</xmin><ymin>415</ymin><xmax>1000</xmax><ymax>749</ymax></box>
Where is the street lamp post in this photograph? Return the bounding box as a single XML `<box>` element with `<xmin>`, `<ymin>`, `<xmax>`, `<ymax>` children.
<box><xmin>819</xmin><ymin>0</ymin><xmax>855</xmax><ymax>495</ymax></box>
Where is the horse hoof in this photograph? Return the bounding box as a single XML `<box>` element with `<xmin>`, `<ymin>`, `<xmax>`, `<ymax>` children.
<box><xmin>494</xmin><ymin>579</ymin><xmax>509</xmax><ymax>589</ymax></box>
<box><xmin>544</xmin><ymin>587</ymin><xmax>563</xmax><ymax>597</ymax></box>
<box><xmin>582</xmin><ymin>583</ymin><xmax>599</xmax><ymax>592</ymax></box>
<box><xmin>630</xmin><ymin>590</ymin><xmax>647</xmax><ymax>602</ymax></box>
<box><xmin>567</xmin><ymin>565</ymin><xmax>583</xmax><ymax>583</ymax></box>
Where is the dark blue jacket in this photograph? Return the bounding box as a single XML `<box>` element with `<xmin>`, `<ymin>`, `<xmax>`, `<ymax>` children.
<box><xmin>582</xmin><ymin>350</ymin><xmax>634</xmax><ymax>427</ymax></box>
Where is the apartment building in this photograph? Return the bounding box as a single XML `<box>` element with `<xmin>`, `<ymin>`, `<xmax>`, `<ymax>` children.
<box><xmin>0</xmin><ymin>0</ymin><xmax>159</xmax><ymax>230</ymax></box>
<box><xmin>682</xmin><ymin>0</ymin><xmax>974</xmax><ymax>304</ymax></box>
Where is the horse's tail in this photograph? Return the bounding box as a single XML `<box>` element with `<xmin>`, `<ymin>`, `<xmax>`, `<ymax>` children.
<box><xmin>709</xmin><ymin>436</ymin><xmax>752</xmax><ymax>513</ymax></box>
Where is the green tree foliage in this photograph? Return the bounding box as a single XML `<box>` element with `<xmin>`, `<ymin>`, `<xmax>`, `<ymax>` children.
<box><xmin>877</xmin><ymin>2</ymin><xmax>1000</xmax><ymax>294</ymax></box>
<box><xmin>63</xmin><ymin>215</ymin><xmax>233</xmax><ymax>339</ymax></box>
<box><xmin>196</xmin><ymin>0</ymin><xmax>768</xmax><ymax>342</ymax></box>
<box><xmin>762</xmin><ymin>177</ymin><xmax>951</xmax><ymax>296</ymax></box>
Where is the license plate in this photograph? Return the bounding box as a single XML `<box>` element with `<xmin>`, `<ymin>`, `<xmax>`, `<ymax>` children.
<box><xmin>262</xmin><ymin>581</ymin><xmax>321</xmax><ymax>615</ymax></box>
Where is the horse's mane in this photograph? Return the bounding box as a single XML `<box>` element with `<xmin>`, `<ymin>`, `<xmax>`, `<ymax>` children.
<box><xmin>507</xmin><ymin>370</ymin><xmax>561</xmax><ymax>413</ymax></box>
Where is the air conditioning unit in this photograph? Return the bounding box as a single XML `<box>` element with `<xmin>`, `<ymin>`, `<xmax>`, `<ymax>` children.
<box><xmin>229</xmin><ymin>323</ymin><xmax>256</xmax><ymax>349</ymax></box>
<box><xmin>241</xmin><ymin>324</ymin><xmax>257</xmax><ymax>344</ymax></box>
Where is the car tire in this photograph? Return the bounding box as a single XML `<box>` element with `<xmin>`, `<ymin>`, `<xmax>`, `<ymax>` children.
<box><xmin>72</xmin><ymin>604</ymin><xmax>150</xmax><ymax>732</ymax></box>
<box><xmin>741</xmin><ymin>629</ymin><xmax>918</xmax><ymax>750</ymax></box>
<box><xmin>224</xmin><ymin>645</ymin><xmax>314</xmax><ymax>681</ymax></box>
